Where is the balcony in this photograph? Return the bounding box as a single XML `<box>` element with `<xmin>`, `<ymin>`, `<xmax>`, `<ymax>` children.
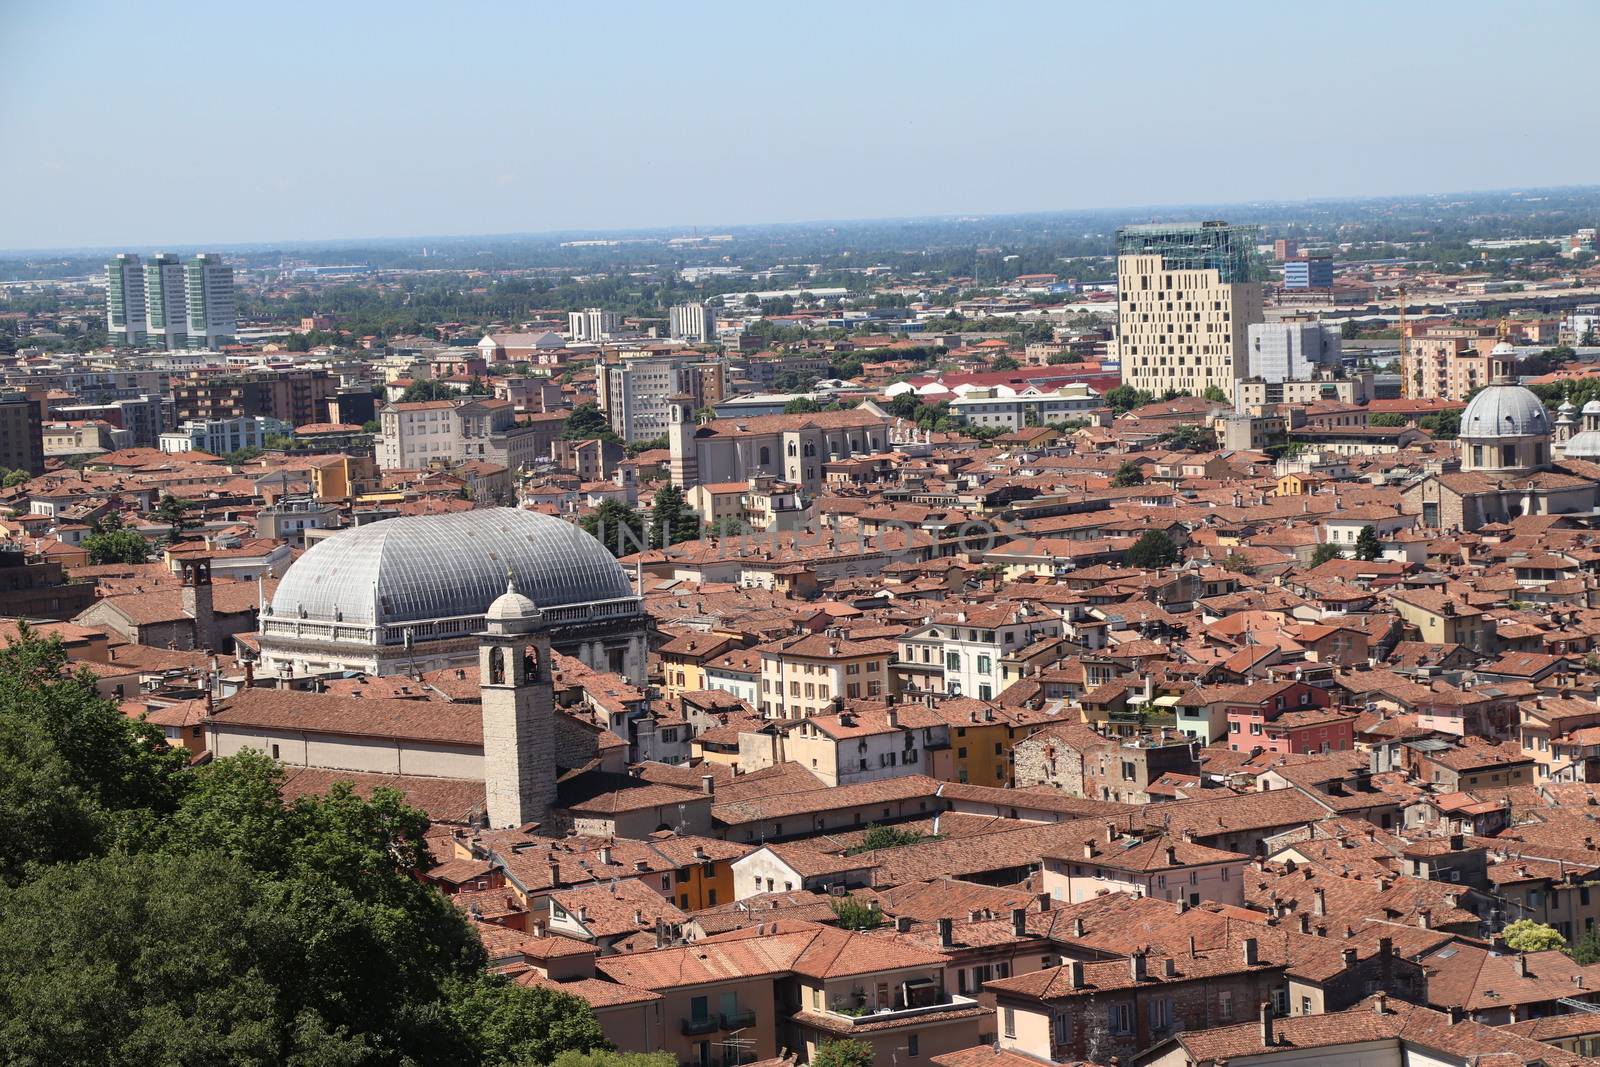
<box><xmin>720</xmin><ymin>1008</ymin><xmax>757</xmax><ymax>1030</ymax></box>
<box><xmin>681</xmin><ymin>1016</ymin><xmax>720</xmax><ymax>1036</ymax></box>
<box><xmin>823</xmin><ymin>994</ymin><xmax>980</xmax><ymax>1028</ymax></box>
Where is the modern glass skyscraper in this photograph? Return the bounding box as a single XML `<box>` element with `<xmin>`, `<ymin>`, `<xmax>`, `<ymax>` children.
<box><xmin>144</xmin><ymin>252</ymin><xmax>189</xmax><ymax>349</ymax></box>
<box><xmin>105</xmin><ymin>253</ymin><xmax>148</xmax><ymax>347</ymax></box>
<box><xmin>184</xmin><ymin>253</ymin><xmax>236</xmax><ymax>349</ymax></box>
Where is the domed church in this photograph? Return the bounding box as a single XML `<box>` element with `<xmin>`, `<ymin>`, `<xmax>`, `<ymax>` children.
<box><xmin>1405</xmin><ymin>335</ymin><xmax>1600</xmax><ymax>531</ymax></box>
<box><xmin>255</xmin><ymin>509</ymin><xmax>648</xmax><ymax>682</ymax></box>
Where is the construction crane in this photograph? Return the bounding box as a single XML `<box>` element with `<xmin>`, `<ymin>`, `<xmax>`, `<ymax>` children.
<box><xmin>1397</xmin><ymin>285</ymin><xmax>1411</xmax><ymax>399</ymax></box>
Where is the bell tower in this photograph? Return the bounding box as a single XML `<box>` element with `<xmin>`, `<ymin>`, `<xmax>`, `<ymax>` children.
<box><xmin>478</xmin><ymin>575</ymin><xmax>557</xmax><ymax>828</ymax></box>
<box><xmin>668</xmin><ymin>392</ymin><xmax>700</xmax><ymax>488</ymax></box>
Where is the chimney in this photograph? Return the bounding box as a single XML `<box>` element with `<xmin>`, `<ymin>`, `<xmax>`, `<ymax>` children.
<box><xmin>1037</xmin><ymin>892</ymin><xmax>1052</xmax><ymax>912</ymax></box>
<box><xmin>1243</xmin><ymin>937</ymin><xmax>1259</xmax><ymax>966</ymax></box>
<box><xmin>887</xmin><ymin>707</ymin><xmax>898</xmax><ymax>729</ymax></box>
<box><xmin>896</xmin><ymin>915</ymin><xmax>913</xmax><ymax>933</ymax></box>
<box><xmin>548</xmin><ymin>858</ymin><xmax>561</xmax><ymax>886</ymax></box>
<box><xmin>1130</xmin><ymin>951</ymin><xmax>1147</xmax><ymax>982</ymax></box>
<box><xmin>1379</xmin><ymin>937</ymin><xmax>1393</xmax><ymax>983</ymax></box>
<box><xmin>1298</xmin><ymin>914</ymin><xmax>1311</xmax><ymax>934</ymax></box>
<box><xmin>1105</xmin><ymin>822</ymin><xmax>1118</xmax><ymax>843</ymax></box>
<box><xmin>1013</xmin><ymin>908</ymin><xmax>1028</xmax><ymax>937</ymax></box>
<box><xmin>1174</xmin><ymin>896</ymin><xmax>1188</xmax><ymax>915</ymax></box>
<box><xmin>599</xmin><ymin>845</ymin><xmax>612</xmax><ymax>866</ymax></box>
<box><xmin>1313</xmin><ymin>887</ymin><xmax>1327</xmax><ymax>916</ymax></box>
<box><xmin>1575</xmin><ymin>974</ymin><xmax>1586</xmax><ymax>990</ymax></box>
<box><xmin>1073</xmin><ymin>917</ymin><xmax>1086</xmax><ymax>938</ymax></box>
<box><xmin>1514</xmin><ymin>953</ymin><xmax>1528</xmax><ymax>977</ymax></box>
<box><xmin>701</xmin><ymin>774</ymin><xmax>715</xmax><ymax>796</ymax></box>
<box><xmin>633</xmin><ymin>908</ymin><xmax>644</xmax><ymax>925</ymax></box>
<box><xmin>1165</xmin><ymin>845</ymin><xmax>1178</xmax><ymax>866</ymax></box>
<box><xmin>938</xmin><ymin>917</ymin><xmax>954</xmax><ymax>947</ymax></box>
<box><xmin>1260</xmin><ymin>1002</ymin><xmax>1275</xmax><ymax>1047</ymax></box>
<box><xmin>1417</xmin><ymin>908</ymin><xmax>1431</xmax><ymax>930</ymax></box>
<box><xmin>1084</xmin><ymin>842</ymin><xmax>1097</xmax><ymax>859</ymax></box>
<box><xmin>1163</xmin><ymin>957</ymin><xmax>1178</xmax><ymax>978</ymax></box>
<box><xmin>1067</xmin><ymin>960</ymin><xmax>1085</xmax><ymax>989</ymax></box>
<box><xmin>1342</xmin><ymin>947</ymin><xmax>1358</xmax><ymax>969</ymax></box>
<box><xmin>1373</xmin><ymin>991</ymin><xmax>1388</xmax><ymax>1015</ymax></box>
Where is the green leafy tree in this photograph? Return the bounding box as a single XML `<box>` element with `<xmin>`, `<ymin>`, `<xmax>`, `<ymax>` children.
<box><xmin>812</xmin><ymin>1038</ymin><xmax>876</xmax><ymax>1067</ymax></box>
<box><xmin>1418</xmin><ymin>410</ymin><xmax>1461</xmax><ymax>439</ymax></box>
<box><xmin>858</xmin><ymin>824</ymin><xmax>926</xmax><ymax>851</ymax></box>
<box><xmin>153</xmin><ymin>494</ymin><xmax>191</xmax><ymax>542</ymax></box>
<box><xmin>1354</xmin><ymin>525</ymin><xmax>1382</xmax><ymax>561</ymax></box>
<box><xmin>445</xmin><ymin>976</ymin><xmax>610</xmax><ymax>1067</ymax></box>
<box><xmin>991</xmin><ymin>354</ymin><xmax>1020</xmax><ymax>371</ymax></box>
<box><xmin>1110</xmin><ymin>461</ymin><xmax>1145</xmax><ymax>488</ymax></box>
<box><xmin>1310</xmin><ymin>543</ymin><xmax>1344</xmax><ymax>567</ymax></box>
<box><xmin>579</xmin><ymin>499</ymin><xmax>648</xmax><ymax>557</ymax></box>
<box><xmin>2</xmin><ymin>470</ymin><xmax>28</xmax><ymax>488</ymax></box>
<box><xmin>551</xmin><ymin>1053</ymin><xmax>673</xmax><ymax>1067</ymax></box>
<box><xmin>708</xmin><ymin>516</ymin><xmax>749</xmax><ymax>538</ymax></box>
<box><xmin>827</xmin><ymin>896</ymin><xmax>884</xmax><ymax>931</ymax></box>
<box><xmin>649</xmin><ymin>484</ymin><xmax>701</xmax><ymax>548</ymax></box>
<box><xmin>399</xmin><ymin>379</ymin><xmax>456</xmax><ymax>403</ymax></box>
<box><xmin>1568</xmin><ymin>922</ymin><xmax>1600</xmax><ymax>964</ymax></box>
<box><xmin>82</xmin><ymin>528</ymin><xmax>150</xmax><ymax>565</ymax></box>
<box><xmin>1102</xmin><ymin>385</ymin><xmax>1152</xmax><ymax>414</ymax></box>
<box><xmin>1161</xmin><ymin>424</ymin><xmax>1217</xmax><ymax>451</ymax></box>
<box><xmin>0</xmin><ymin>624</ymin><xmax>189</xmax><ymax>884</ymax></box>
<box><xmin>1201</xmin><ymin>385</ymin><xmax>1228</xmax><ymax>403</ymax></box>
<box><xmin>783</xmin><ymin>396</ymin><xmax>824</xmax><ymax>414</ymax></box>
<box><xmin>361</xmin><ymin>418</ymin><xmax>381</xmax><ymax>433</ymax></box>
<box><xmin>1127</xmin><ymin>530</ymin><xmax>1180</xmax><ymax>570</ymax></box>
<box><xmin>563</xmin><ymin>402</ymin><xmax>617</xmax><ymax>443</ymax></box>
<box><xmin>1502</xmin><ymin>919</ymin><xmax>1566</xmax><ymax>953</ymax></box>
<box><xmin>1368</xmin><ymin>413</ymin><xmax>1408</xmax><ymax>427</ymax></box>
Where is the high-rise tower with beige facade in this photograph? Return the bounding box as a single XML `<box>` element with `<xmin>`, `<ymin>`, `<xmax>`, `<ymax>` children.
<box><xmin>1115</xmin><ymin>222</ymin><xmax>1263</xmax><ymax>400</ymax></box>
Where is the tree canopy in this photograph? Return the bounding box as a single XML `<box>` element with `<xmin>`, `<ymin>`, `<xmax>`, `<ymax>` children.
<box><xmin>0</xmin><ymin>625</ymin><xmax>613</xmax><ymax>1064</ymax></box>
<box><xmin>1110</xmin><ymin>461</ymin><xmax>1145</xmax><ymax>488</ymax></box>
<box><xmin>1502</xmin><ymin>919</ymin><xmax>1566</xmax><ymax>953</ymax></box>
<box><xmin>563</xmin><ymin>402</ymin><xmax>618</xmax><ymax>443</ymax></box>
<box><xmin>1354</xmin><ymin>525</ymin><xmax>1382</xmax><ymax>561</ymax></box>
<box><xmin>1127</xmin><ymin>530</ymin><xmax>1179</xmax><ymax>569</ymax></box>
<box><xmin>812</xmin><ymin>1038</ymin><xmax>875</xmax><ymax>1067</ymax></box>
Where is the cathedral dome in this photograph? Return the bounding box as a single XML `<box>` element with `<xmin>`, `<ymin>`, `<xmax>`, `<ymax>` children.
<box><xmin>269</xmin><ymin>508</ymin><xmax>633</xmax><ymax>627</ymax></box>
<box><xmin>1565</xmin><ymin>431</ymin><xmax>1600</xmax><ymax>460</ymax></box>
<box><xmin>1461</xmin><ymin>384</ymin><xmax>1550</xmax><ymax>440</ymax></box>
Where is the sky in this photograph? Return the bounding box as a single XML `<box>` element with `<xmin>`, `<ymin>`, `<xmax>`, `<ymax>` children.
<box><xmin>4</xmin><ymin>0</ymin><xmax>1599</xmax><ymax>251</ymax></box>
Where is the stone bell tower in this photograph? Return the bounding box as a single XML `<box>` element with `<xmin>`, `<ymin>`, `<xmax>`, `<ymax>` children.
<box><xmin>478</xmin><ymin>575</ymin><xmax>557</xmax><ymax>829</ymax></box>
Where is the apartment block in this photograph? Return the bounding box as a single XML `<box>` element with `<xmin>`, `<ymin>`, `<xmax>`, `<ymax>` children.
<box><xmin>1116</xmin><ymin>222</ymin><xmax>1263</xmax><ymax>400</ymax></box>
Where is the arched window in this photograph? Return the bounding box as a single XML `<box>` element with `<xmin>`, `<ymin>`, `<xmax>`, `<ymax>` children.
<box><xmin>759</xmin><ymin>446</ymin><xmax>771</xmax><ymax>465</ymax></box>
<box><xmin>787</xmin><ymin>441</ymin><xmax>798</xmax><ymax>457</ymax></box>
<box><xmin>804</xmin><ymin>442</ymin><xmax>815</xmax><ymax>457</ymax></box>
<box><xmin>523</xmin><ymin>646</ymin><xmax>540</xmax><ymax>681</ymax></box>
<box><xmin>489</xmin><ymin>646</ymin><xmax>506</xmax><ymax>685</ymax></box>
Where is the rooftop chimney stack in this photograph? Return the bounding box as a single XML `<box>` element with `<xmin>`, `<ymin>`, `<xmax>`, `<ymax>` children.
<box><xmin>1243</xmin><ymin>937</ymin><xmax>1259</xmax><ymax>966</ymax></box>
<box><xmin>938</xmin><ymin>917</ymin><xmax>954</xmax><ymax>947</ymax></box>
<box><xmin>1260</xmin><ymin>1002</ymin><xmax>1275</xmax><ymax>1047</ymax></box>
<box><xmin>1012</xmin><ymin>908</ymin><xmax>1028</xmax><ymax>937</ymax></box>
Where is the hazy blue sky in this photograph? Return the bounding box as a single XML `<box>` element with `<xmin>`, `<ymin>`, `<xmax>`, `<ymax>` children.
<box><xmin>4</xmin><ymin>0</ymin><xmax>1598</xmax><ymax>250</ymax></box>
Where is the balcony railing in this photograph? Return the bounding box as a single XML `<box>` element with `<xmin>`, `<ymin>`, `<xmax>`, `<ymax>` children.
<box><xmin>823</xmin><ymin>994</ymin><xmax>979</xmax><ymax>1027</ymax></box>
<box><xmin>720</xmin><ymin>1008</ymin><xmax>757</xmax><ymax>1029</ymax></box>
<box><xmin>681</xmin><ymin>1017</ymin><xmax>720</xmax><ymax>1036</ymax></box>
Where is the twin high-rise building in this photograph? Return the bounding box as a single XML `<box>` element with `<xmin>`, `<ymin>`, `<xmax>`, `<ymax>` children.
<box><xmin>668</xmin><ymin>302</ymin><xmax>716</xmax><ymax>343</ymax></box>
<box><xmin>1115</xmin><ymin>221</ymin><xmax>1264</xmax><ymax>401</ymax></box>
<box><xmin>104</xmin><ymin>252</ymin><xmax>235</xmax><ymax>349</ymax></box>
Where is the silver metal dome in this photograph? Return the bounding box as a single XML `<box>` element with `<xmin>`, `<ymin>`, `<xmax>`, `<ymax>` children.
<box><xmin>1583</xmin><ymin>401</ymin><xmax>1600</xmax><ymax>416</ymax></box>
<box><xmin>269</xmin><ymin>509</ymin><xmax>633</xmax><ymax>627</ymax></box>
<box><xmin>1566</xmin><ymin>430</ymin><xmax>1600</xmax><ymax>459</ymax></box>
<box><xmin>1461</xmin><ymin>384</ymin><xmax>1550</xmax><ymax>440</ymax></box>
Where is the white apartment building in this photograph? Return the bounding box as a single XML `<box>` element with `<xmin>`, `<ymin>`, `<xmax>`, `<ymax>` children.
<box><xmin>598</xmin><ymin>352</ymin><xmax>723</xmax><ymax>443</ymax></box>
<box><xmin>950</xmin><ymin>384</ymin><xmax>1101</xmax><ymax>430</ymax></box>
<box><xmin>158</xmin><ymin>415</ymin><xmax>292</xmax><ymax>455</ymax></box>
<box><xmin>568</xmin><ymin>307</ymin><xmax>620</xmax><ymax>342</ymax></box>
<box><xmin>379</xmin><ymin>399</ymin><xmax>462</xmax><ymax>469</ymax></box>
<box><xmin>184</xmin><ymin>253</ymin><xmax>236</xmax><ymax>349</ymax></box>
<box><xmin>1116</xmin><ymin>222</ymin><xmax>1263</xmax><ymax>401</ymax></box>
<box><xmin>105</xmin><ymin>253</ymin><xmax>147</xmax><ymax>347</ymax></box>
<box><xmin>782</xmin><ymin>707</ymin><xmax>945</xmax><ymax>788</ymax></box>
<box><xmin>897</xmin><ymin>603</ymin><xmax>1064</xmax><ymax>701</ymax></box>
<box><xmin>144</xmin><ymin>253</ymin><xmax>189</xmax><ymax>349</ymax></box>
<box><xmin>669</xmin><ymin>302</ymin><xmax>716</xmax><ymax>343</ymax></box>
<box><xmin>379</xmin><ymin>396</ymin><xmax>550</xmax><ymax>473</ymax></box>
